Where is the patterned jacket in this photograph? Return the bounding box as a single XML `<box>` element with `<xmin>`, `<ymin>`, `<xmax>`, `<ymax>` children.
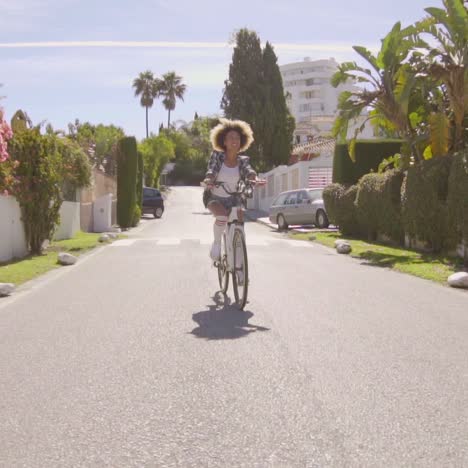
<box><xmin>205</xmin><ymin>151</ymin><xmax>257</xmax><ymax>181</ymax></box>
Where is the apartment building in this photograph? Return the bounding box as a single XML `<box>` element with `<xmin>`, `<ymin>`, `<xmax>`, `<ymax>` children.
<box><xmin>280</xmin><ymin>57</ymin><xmax>373</xmax><ymax>143</ymax></box>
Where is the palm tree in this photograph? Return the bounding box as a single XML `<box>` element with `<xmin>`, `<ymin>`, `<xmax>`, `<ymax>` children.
<box><xmin>331</xmin><ymin>22</ymin><xmax>423</xmax><ymax>163</ymax></box>
<box><xmin>414</xmin><ymin>0</ymin><xmax>467</xmax><ymax>151</ymax></box>
<box><xmin>158</xmin><ymin>72</ymin><xmax>187</xmax><ymax>128</ymax></box>
<box><xmin>133</xmin><ymin>71</ymin><xmax>161</xmax><ymax>138</ymax></box>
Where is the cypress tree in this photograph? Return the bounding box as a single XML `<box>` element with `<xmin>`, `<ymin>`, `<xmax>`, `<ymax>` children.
<box><xmin>221</xmin><ymin>29</ymin><xmax>264</xmax><ymax>168</ymax></box>
<box><xmin>261</xmin><ymin>42</ymin><xmax>294</xmax><ymax>169</ymax></box>
<box><xmin>136</xmin><ymin>150</ymin><xmax>143</xmax><ymax>210</ymax></box>
<box><xmin>117</xmin><ymin>137</ymin><xmax>138</xmax><ymax>228</ymax></box>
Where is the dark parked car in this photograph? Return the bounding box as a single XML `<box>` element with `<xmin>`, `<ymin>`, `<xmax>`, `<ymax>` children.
<box><xmin>142</xmin><ymin>187</ymin><xmax>164</xmax><ymax>218</ymax></box>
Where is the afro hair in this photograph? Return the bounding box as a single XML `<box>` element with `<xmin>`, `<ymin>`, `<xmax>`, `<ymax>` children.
<box><xmin>209</xmin><ymin>118</ymin><xmax>254</xmax><ymax>153</ymax></box>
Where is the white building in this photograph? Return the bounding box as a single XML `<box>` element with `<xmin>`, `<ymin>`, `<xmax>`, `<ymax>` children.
<box><xmin>280</xmin><ymin>57</ymin><xmax>374</xmax><ymax>143</ymax></box>
<box><xmin>248</xmin><ymin>138</ymin><xmax>336</xmax><ymax>213</ymax></box>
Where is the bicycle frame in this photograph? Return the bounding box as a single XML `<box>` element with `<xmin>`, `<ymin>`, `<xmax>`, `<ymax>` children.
<box><xmin>225</xmin><ymin>206</ymin><xmax>244</xmax><ymax>274</ymax></box>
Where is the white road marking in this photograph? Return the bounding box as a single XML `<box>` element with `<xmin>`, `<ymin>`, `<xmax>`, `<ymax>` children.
<box><xmin>108</xmin><ymin>238</ymin><xmax>308</xmax><ymax>248</ymax></box>
<box><xmin>109</xmin><ymin>239</ymin><xmax>137</xmax><ymax>246</ymax></box>
<box><xmin>156</xmin><ymin>238</ymin><xmax>181</xmax><ymax>245</ymax></box>
<box><xmin>276</xmin><ymin>240</ymin><xmax>313</xmax><ymax>248</ymax></box>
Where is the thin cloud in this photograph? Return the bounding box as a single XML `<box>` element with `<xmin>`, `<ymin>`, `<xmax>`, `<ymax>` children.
<box><xmin>0</xmin><ymin>40</ymin><xmax>378</xmax><ymax>53</ymax></box>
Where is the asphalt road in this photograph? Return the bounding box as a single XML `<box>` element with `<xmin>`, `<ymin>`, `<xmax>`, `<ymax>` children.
<box><xmin>0</xmin><ymin>186</ymin><xmax>467</xmax><ymax>468</ymax></box>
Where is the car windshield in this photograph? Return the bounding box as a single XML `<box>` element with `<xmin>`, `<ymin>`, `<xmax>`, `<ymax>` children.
<box><xmin>272</xmin><ymin>193</ymin><xmax>287</xmax><ymax>205</ymax></box>
<box><xmin>307</xmin><ymin>189</ymin><xmax>323</xmax><ymax>201</ymax></box>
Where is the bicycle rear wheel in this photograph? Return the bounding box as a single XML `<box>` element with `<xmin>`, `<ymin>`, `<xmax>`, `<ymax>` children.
<box><xmin>217</xmin><ymin>233</ymin><xmax>229</xmax><ymax>293</ymax></box>
<box><xmin>232</xmin><ymin>228</ymin><xmax>248</xmax><ymax>309</ymax></box>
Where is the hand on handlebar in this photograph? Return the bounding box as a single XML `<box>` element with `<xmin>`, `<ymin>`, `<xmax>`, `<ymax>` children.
<box><xmin>248</xmin><ymin>177</ymin><xmax>267</xmax><ymax>186</ymax></box>
<box><xmin>202</xmin><ymin>178</ymin><xmax>215</xmax><ymax>189</ymax></box>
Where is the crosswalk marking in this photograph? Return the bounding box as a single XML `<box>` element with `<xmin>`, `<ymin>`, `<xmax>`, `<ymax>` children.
<box><xmin>110</xmin><ymin>238</ymin><xmax>313</xmax><ymax>248</ymax></box>
<box><xmin>110</xmin><ymin>239</ymin><xmax>137</xmax><ymax>247</ymax></box>
<box><xmin>156</xmin><ymin>238</ymin><xmax>182</xmax><ymax>245</ymax></box>
<box><xmin>277</xmin><ymin>240</ymin><xmax>313</xmax><ymax>248</ymax></box>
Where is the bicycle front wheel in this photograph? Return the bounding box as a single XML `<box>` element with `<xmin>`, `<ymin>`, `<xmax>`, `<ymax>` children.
<box><xmin>232</xmin><ymin>228</ymin><xmax>248</xmax><ymax>310</ymax></box>
<box><xmin>218</xmin><ymin>233</ymin><xmax>229</xmax><ymax>293</ymax></box>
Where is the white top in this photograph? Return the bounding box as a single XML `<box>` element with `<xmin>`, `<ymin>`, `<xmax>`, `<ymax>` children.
<box><xmin>212</xmin><ymin>163</ymin><xmax>240</xmax><ymax>198</ymax></box>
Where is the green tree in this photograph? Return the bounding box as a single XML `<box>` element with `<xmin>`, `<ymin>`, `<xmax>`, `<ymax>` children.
<box><xmin>7</xmin><ymin>129</ymin><xmax>62</xmax><ymax>254</ymax></box>
<box><xmin>138</xmin><ymin>135</ymin><xmax>175</xmax><ymax>187</ymax></box>
<box><xmin>331</xmin><ymin>22</ymin><xmax>423</xmax><ymax>164</ymax></box>
<box><xmin>10</xmin><ymin>109</ymin><xmax>33</xmax><ymax>133</ymax></box>
<box><xmin>117</xmin><ymin>137</ymin><xmax>138</xmax><ymax>228</ymax></box>
<box><xmin>162</xmin><ymin>116</ymin><xmax>219</xmax><ymax>185</ymax></box>
<box><xmin>133</xmin><ymin>71</ymin><xmax>161</xmax><ymax>138</ymax></box>
<box><xmin>56</xmin><ymin>138</ymin><xmax>91</xmax><ymax>200</ymax></box>
<box><xmin>414</xmin><ymin>0</ymin><xmax>467</xmax><ymax>151</ymax></box>
<box><xmin>158</xmin><ymin>72</ymin><xmax>187</xmax><ymax>128</ymax></box>
<box><xmin>67</xmin><ymin>120</ymin><xmax>125</xmax><ymax>175</ymax></box>
<box><xmin>162</xmin><ymin>128</ymin><xmax>192</xmax><ymax>161</ymax></box>
<box><xmin>221</xmin><ymin>28</ymin><xmax>264</xmax><ymax>166</ymax></box>
<box><xmin>261</xmin><ymin>41</ymin><xmax>294</xmax><ymax>169</ymax></box>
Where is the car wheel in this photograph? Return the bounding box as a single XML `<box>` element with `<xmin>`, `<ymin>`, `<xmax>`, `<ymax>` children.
<box><xmin>154</xmin><ymin>207</ymin><xmax>164</xmax><ymax>218</ymax></box>
<box><xmin>277</xmin><ymin>214</ymin><xmax>288</xmax><ymax>231</ymax></box>
<box><xmin>315</xmin><ymin>210</ymin><xmax>329</xmax><ymax>229</ymax></box>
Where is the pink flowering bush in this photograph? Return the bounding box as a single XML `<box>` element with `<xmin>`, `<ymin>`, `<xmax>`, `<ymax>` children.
<box><xmin>0</xmin><ymin>108</ymin><xmax>14</xmax><ymax>194</ymax></box>
<box><xmin>0</xmin><ymin>108</ymin><xmax>13</xmax><ymax>162</ymax></box>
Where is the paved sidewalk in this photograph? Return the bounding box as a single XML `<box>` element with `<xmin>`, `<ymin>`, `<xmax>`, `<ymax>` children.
<box><xmin>245</xmin><ymin>209</ymin><xmax>274</xmax><ymax>229</ymax></box>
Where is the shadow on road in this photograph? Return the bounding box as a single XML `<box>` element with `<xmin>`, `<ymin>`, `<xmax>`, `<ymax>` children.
<box><xmin>190</xmin><ymin>291</ymin><xmax>270</xmax><ymax>340</ymax></box>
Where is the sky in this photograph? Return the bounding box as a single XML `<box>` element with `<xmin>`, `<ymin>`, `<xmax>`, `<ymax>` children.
<box><xmin>0</xmin><ymin>0</ymin><xmax>442</xmax><ymax>140</ymax></box>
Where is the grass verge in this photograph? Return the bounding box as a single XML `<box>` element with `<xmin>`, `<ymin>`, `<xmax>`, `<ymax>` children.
<box><xmin>291</xmin><ymin>231</ymin><xmax>464</xmax><ymax>284</ymax></box>
<box><xmin>0</xmin><ymin>231</ymin><xmax>117</xmax><ymax>286</ymax></box>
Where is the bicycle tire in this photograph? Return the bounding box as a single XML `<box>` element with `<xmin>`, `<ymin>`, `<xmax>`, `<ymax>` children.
<box><xmin>232</xmin><ymin>228</ymin><xmax>248</xmax><ymax>309</ymax></box>
<box><xmin>218</xmin><ymin>233</ymin><xmax>229</xmax><ymax>293</ymax></box>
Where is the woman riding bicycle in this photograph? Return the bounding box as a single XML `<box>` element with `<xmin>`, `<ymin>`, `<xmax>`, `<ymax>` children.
<box><xmin>203</xmin><ymin>118</ymin><xmax>261</xmax><ymax>262</ymax></box>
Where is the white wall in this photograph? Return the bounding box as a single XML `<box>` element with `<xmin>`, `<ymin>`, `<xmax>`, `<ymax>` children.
<box><xmin>0</xmin><ymin>196</ymin><xmax>81</xmax><ymax>262</ymax></box>
<box><xmin>54</xmin><ymin>201</ymin><xmax>81</xmax><ymax>241</ymax></box>
<box><xmin>0</xmin><ymin>195</ymin><xmax>28</xmax><ymax>262</ymax></box>
<box><xmin>249</xmin><ymin>157</ymin><xmax>333</xmax><ymax>213</ymax></box>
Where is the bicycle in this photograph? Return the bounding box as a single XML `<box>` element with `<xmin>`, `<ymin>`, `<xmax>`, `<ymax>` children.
<box><xmin>202</xmin><ymin>179</ymin><xmax>264</xmax><ymax>309</ymax></box>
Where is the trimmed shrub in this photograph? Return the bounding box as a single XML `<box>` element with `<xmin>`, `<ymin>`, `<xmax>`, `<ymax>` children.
<box><xmin>402</xmin><ymin>156</ymin><xmax>452</xmax><ymax>252</ymax></box>
<box><xmin>136</xmin><ymin>151</ymin><xmax>143</xmax><ymax>211</ymax></box>
<box><xmin>447</xmin><ymin>150</ymin><xmax>468</xmax><ymax>263</ymax></box>
<box><xmin>132</xmin><ymin>204</ymin><xmax>141</xmax><ymax>228</ymax></box>
<box><xmin>355</xmin><ymin>174</ymin><xmax>382</xmax><ymax>241</ymax></box>
<box><xmin>333</xmin><ymin>139</ymin><xmax>403</xmax><ymax>185</ymax></box>
<box><xmin>117</xmin><ymin>137</ymin><xmax>138</xmax><ymax>229</ymax></box>
<box><xmin>355</xmin><ymin>170</ymin><xmax>405</xmax><ymax>244</ymax></box>
<box><xmin>339</xmin><ymin>185</ymin><xmax>362</xmax><ymax>236</ymax></box>
<box><xmin>323</xmin><ymin>183</ymin><xmax>361</xmax><ymax>236</ymax></box>
<box><xmin>379</xmin><ymin>170</ymin><xmax>405</xmax><ymax>244</ymax></box>
<box><xmin>323</xmin><ymin>183</ymin><xmax>343</xmax><ymax>226</ymax></box>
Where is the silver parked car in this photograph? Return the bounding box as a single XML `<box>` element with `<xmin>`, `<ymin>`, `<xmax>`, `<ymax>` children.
<box><xmin>269</xmin><ymin>188</ymin><xmax>329</xmax><ymax>230</ymax></box>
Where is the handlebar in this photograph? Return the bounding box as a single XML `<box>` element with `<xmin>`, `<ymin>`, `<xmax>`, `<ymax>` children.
<box><xmin>201</xmin><ymin>179</ymin><xmax>266</xmax><ymax>191</ymax></box>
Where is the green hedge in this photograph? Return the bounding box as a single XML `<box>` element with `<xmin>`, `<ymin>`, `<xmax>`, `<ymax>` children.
<box><xmin>333</xmin><ymin>139</ymin><xmax>403</xmax><ymax>185</ymax></box>
<box><xmin>379</xmin><ymin>170</ymin><xmax>405</xmax><ymax>244</ymax></box>
<box><xmin>323</xmin><ymin>183</ymin><xmax>342</xmax><ymax>226</ymax></box>
<box><xmin>327</xmin><ymin>152</ymin><xmax>465</xmax><ymax>255</ymax></box>
<box><xmin>355</xmin><ymin>174</ymin><xmax>382</xmax><ymax>241</ymax></box>
<box><xmin>355</xmin><ymin>170</ymin><xmax>404</xmax><ymax>244</ymax></box>
<box><xmin>447</xmin><ymin>150</ymin><xmax>468</xmax><ymax>259</ymax></box>
<box><xmin>323</xmin><ymin>183</ymin><xmax>361</xmax><ymax>236</ymax></box>
<box><xmin>136</xmin><ymin>151</ymin><xmax>143</xmax><ymax>211</ymax></box>
<box><xmin>117</xmin><ymin>137</ymin><xmax>138</xmax><ymax>229</ymax></box>
<box><xmin>401</xmin><ymin>156</ymin><xmax>452</xmax><ymax>253</ymax></box>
